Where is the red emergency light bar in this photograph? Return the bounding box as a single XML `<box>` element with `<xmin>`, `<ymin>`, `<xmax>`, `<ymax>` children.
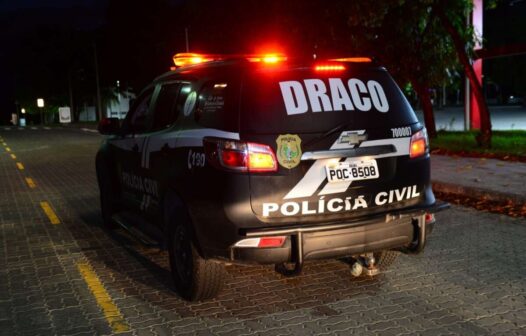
<box><xmin>171</xmin><ymin>53</ymin><xmax>371</xmax><ymax>70</ymax></box>
<box><xmin>314</xmin><ymin>64</ymin><xmax>346</xmax><ymax>72</ymax></box>
<box><xmin>172</xmin><ymin>53</ymin><xmax>287</xmax><ymax>68</ymax></box>
<box><xmin>172</xmin><ymin>53</ymin><xmax>222</xmax><ymax>68</ymax></box>
<box><xmin>329</xmin><ymin>57</ymin><xmax>372</xmax><ymax>63</ymax></box>
<box><xmin>245</xmin><ymin>54</ymin><xmax>287</xmax><ymax>64</ymax></box>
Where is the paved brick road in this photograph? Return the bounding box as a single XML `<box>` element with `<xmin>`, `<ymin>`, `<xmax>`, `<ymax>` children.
<box><xmin>1</xmin><ymin>128</ymin><xmax>525</xmax><ymax>336</ymax></box>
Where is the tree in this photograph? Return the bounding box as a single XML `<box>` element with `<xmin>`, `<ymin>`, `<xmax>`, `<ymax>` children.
<box><xmin>433</xmin><ymin>0</ymin><xmax>492</xmax><ymax>147</ymax></box>
<box><xmin>336</xmin><ymin>1</ymin><xmax>458</xmax><ymax>138</ymax></box>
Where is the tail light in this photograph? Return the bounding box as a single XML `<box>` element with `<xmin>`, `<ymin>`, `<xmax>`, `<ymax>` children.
<box><xmin>235</xmin><ymin>236</ymin><xmax>286</xmax><ymax>248</ymax></box>
<box><xmin>204</xmin><ymin>137</ymin><xmax>278</xmax><ymax>172</ymax></box>
<box><xmin>409</xmin><ymin>128</ymin><xmax>429</xmax><ymax>158</ymax></box>
<box><xmin>425</xmin><ymin>213</ymin><xmax>435</xmax><ymax>224</ymax></box>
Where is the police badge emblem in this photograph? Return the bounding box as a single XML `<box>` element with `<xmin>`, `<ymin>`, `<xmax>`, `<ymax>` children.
<box><xmin>276</xmin><ymin>134</ymin><xmax>302</xmax><ymax>169</ymax></box>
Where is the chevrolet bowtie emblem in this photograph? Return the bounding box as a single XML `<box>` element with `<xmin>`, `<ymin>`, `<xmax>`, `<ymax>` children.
<box><xmin>338</xmin><ymin>131</ymin><xmax>368</xmax><ymax>145</ymax></box>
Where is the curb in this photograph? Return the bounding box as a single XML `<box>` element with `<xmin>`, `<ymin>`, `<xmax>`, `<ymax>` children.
<box><xmin>432</xmin><ymin>181</ymin><xmax>526</xmax><ymax>205</ymax></box>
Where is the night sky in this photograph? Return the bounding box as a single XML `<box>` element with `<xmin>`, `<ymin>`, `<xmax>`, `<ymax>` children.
<box><xmin>0</xmin><ymin>0</ymin><xmax>105</xmax><ymax>10</ymax></box>
<box><xmin>0</xmin><ymin>0</ymin><xmax>525</xmax><ymax>123</ymax></box>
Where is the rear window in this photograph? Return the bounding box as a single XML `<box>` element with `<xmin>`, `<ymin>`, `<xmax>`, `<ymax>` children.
<box><xmin>195</xmin><ymin>80</ymin><xmax>240</xmax><ymax>132</ymax></box>
<box><xmin>240</xmin><ymin>67</ymin><xmax>417</xmax><ymax>133</ymax></box>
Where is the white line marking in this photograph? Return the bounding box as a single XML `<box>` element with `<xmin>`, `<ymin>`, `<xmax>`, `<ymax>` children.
<box><xmin>81</xmin><ymin>128</ymin><xmax>99</xmax><ymax>133</ymax></box>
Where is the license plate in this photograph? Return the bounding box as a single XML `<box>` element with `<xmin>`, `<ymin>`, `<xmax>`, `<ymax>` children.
<box><xmin>326</xmin><ymin>159</ymin><xmax>380</xmax><ymax>183</ymax></box>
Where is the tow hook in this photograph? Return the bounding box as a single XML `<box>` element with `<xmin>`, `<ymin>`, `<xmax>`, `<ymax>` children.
<box><xmin>275</xmin><ymin>232</ymin><xmax>303</xmax><ymax>277</ymax></box>
<box><xmin>350</xmin><ymin>253</ymin><xmax>379</xmax><ymax>277</ymax></box>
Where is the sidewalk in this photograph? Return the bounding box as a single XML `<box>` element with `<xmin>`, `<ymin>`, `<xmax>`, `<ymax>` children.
<box><xmin>415</xmin><ymin>105</ymin><xmax>526</xmax><ymax>130</ymax></box>
<box><xmin>431</xmin><ymin>154</ymin><xmax>526</xmax><ymax>204</ymax></box>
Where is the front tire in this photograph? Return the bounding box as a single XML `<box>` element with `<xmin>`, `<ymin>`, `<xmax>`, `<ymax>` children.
<box><xmin>167</xmin><ymin>208</ymin><xmax>225</xmax><ymax>301</ymax></box>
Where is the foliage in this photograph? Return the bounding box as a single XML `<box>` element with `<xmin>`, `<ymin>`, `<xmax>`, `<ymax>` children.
<box><xmin>431</xmin><ymin>130</ymin><xmax>526</xmax><ymax>158</ymax></box>
<box><xmin>433</xmin><ymin>0</ymin><xmax>492</xmax><ymax>147</ymax></box>
<box><xmin>335</xmin><ymin>1</ymin><xmax>460</xmax><ymax>137</ymax></box>
<box><xmin>2</xmin><ymin>0</ymin><xmax>522</xmax><ymax>134</ymax></box>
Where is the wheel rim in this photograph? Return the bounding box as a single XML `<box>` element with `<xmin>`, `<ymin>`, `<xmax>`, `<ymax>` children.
<box><xmin>173</xmin><ymin>225</ymin><xmax>193</xmax><ymax>286</ymax></box>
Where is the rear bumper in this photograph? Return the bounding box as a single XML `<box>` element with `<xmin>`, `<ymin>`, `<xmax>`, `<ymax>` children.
<box><xmin>229</xmin><ymin>201</ymin><xmax>449</xmax><ymax>265</ymax></box>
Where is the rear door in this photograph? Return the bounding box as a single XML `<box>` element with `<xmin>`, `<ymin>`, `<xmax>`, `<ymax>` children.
<box><xmin>240</xmin><ymin>63</ymin><xmax>425</xmax><ymax>222</ymax></box>
<box><xmin>110</xmin><ymin>86</ymin><xmax>155</xmax><ymax>210</ymax></box>
<box><xmin>136</xmin><ymin>81</ymin><xmax>183</xmax><ymax>221</ymax></box>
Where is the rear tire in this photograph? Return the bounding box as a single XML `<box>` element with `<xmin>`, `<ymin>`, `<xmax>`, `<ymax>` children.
<box><xmin>374</xmin><ymin>250</ymin><xmax>400</xmax><ymax>270</ymax></box>
<box><xmin>96</xmin><ymin>162</ymin><xmax>117</xmax><ymax>229</ymax></box>
<box><xmin>167</xmin><ymin>207</ymin><xmax>225</xmax><ymax>301</ymax></box>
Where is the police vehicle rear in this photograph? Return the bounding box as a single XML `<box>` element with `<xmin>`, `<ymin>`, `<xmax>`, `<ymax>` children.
<box><xmin>96</xmin><ymin>53</ymin><xmax>448</xmax><ymax>301</ymax></box>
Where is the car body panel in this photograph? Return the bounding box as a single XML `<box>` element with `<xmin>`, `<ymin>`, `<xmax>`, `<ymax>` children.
<box><xmin>96</xmin><ymin>57</ymin><xmax>440</xmax><ymax>263</ymax></box>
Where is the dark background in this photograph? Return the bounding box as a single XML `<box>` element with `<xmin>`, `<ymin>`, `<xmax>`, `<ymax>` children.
<box><xmin>0</xmin><ymin>0</ymin><xmax>525</xmax><ymax>123</ymax></box>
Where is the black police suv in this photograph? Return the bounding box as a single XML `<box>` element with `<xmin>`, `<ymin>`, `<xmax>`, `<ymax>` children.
<box><xmin>96</xmin><ymin>53</ymin><xmax>448</xmax><ymax>301</ymax></box>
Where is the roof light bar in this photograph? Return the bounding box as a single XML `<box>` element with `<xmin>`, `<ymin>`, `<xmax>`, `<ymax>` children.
<box><xmin>172</xmin><ymin>53</ymin><xmax>222</xmax><ymax>68</ymax></box>
<box><xmin>314</xmin><ymin>64</ymin><xmax>346</xmax><ymax>72</ymax></box>
<box><xmin>172</xmin><ymin>53</ymin><xmax>287</xmax><ymax>68</ymax></box>
<box><xmin>246</xmin><ymin>54</ymin><xmax>287</xmax><ymax>64</ymax></box>
<box><xmin>329</xmin><ymin>57</ymin><xmax>372</xmax><ymax>63</ymax></box>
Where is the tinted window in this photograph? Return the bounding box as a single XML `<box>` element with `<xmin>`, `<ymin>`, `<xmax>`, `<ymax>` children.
<box><xmin>124</xmin><ymin>87</ymin><xmax>154</xmax><ymax>134</ymax></box>
<box><xmin>151</xmin><ymin>83</ymin><xmax>180</xmax><ymax>131</ymax></box>
<box><xmin>241</xmin><ymin>67</ymin><xmax>418</xmax><ymax>134</ymax></box>
<box><xmin>195</xmin><ymin>82</ymin><xmax>238</xmax><ymax>132</ymax></box>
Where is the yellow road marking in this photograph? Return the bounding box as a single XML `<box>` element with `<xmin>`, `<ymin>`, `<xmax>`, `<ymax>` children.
<box><xmin>40</xmin><ymin>201</ymin><xmax>60</xmax><ymax>225</ymax></box>
<box><xmin>10</xmin><ymin>154</ymin><xmax>16</xmax><ymax>159</ymax></box>
<box><xmin>25</xmin><ymin>177</ymin><xmax>36</xmax><ymax>189</ymax></box>
<box><xmin>77</xmin><ymin>263</ymin><xmax>130</xmax><ymax>333</ymax></box>
<box><xmin>2</xmin><ymin>142</ymin><xmax>6</xmax><ymax>146</ymax></box>
<box><xmin>5</xmin><ymin>147</ymin><xmax>11</xmax><ymax>152</ymax></box>
<box><xmin>16</xmin><ymin>162</ymin><xmax>24</xmax><ymax>170</ymax></box>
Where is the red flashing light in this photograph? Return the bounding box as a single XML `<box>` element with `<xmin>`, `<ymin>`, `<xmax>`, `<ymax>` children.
<box><xmin>314</xmin><ymin>64</ymin><xmax>346</xmax><ymax>72</ymax></box>
<box><xmin>173</xmin><ymin>52</ymin><xmax>287</xmax><ymax>68</ymax></box>
<box><xmin>173</xmin><ymin>53</ymin><xmax>221</xmax><ymax>68</ymax></box>
<box><xmin>246</xmin><ymin>53</ymin><xmax>287</xmax><ymax>64</ymax></box>
<box><xmin>330</xmin><ymin>57</ymin><xmax>372</xmax><ymax>63</ymax></box>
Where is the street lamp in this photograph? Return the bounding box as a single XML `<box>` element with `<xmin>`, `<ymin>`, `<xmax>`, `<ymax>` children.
<box><xmin>20</xmin><ymin>108</ymin><xmax>26</xmax><ymax>127</ymax></box>
<box><xmin>37</xmin><ymin>98</ymin><xmax>44</xmax><ymax>125</ymax></box>
<box><xmin>116</xmin><ymin>80</ymin><xmax>121</xmax><ymax>119</ymax></box>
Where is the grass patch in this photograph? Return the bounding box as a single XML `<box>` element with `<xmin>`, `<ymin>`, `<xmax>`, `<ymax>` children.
<box><xmin>430</xmin><ymin>130</ymin><xmax>526</xmax><ymax>158</ymax></box>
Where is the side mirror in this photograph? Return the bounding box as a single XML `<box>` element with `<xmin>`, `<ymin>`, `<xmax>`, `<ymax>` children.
<box><xmin>98</xmin><ymin>117</ymin><xmax>120</xmax><ymax>135</ymax></box>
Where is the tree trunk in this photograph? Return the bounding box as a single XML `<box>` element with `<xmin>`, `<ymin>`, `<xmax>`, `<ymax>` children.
<box><xmin>413</xmin><ymin>82</ymin><xmax>437</xmax><ymax>138</ymax></box>
<box><xmin>434</xmin><ymin>3</ymin><xmax>492</xmax><ymax>147</ymax></box>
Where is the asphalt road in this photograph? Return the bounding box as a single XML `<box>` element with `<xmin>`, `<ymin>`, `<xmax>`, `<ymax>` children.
<box><xmin>1</xmin><ymin>128</ymin><xmax>525</xmax><ymax>336</ymax></box>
